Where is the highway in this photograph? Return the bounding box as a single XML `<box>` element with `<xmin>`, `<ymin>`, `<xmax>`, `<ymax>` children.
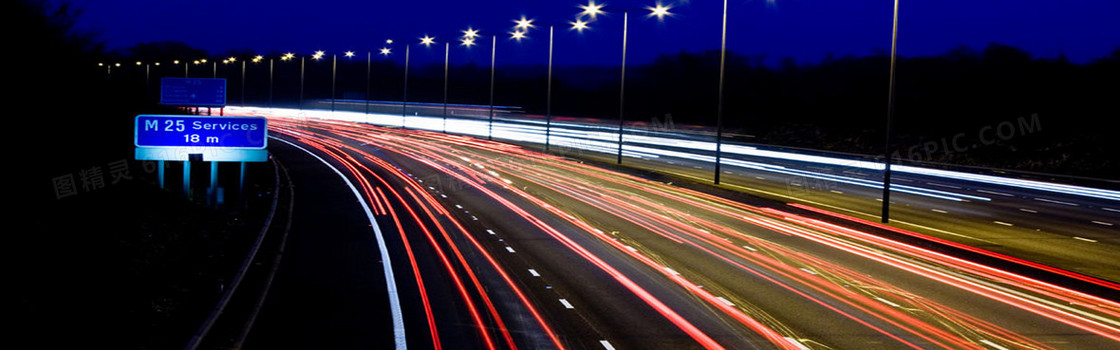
<box><xmin>236</xmin><ymin>105</ymin><xmax>1120</xmax><ymax>285</ymax></box>
<box><xmin>234</xmin><ymin>109</ymin><xmax>1120</xmax><ymax>349</ymax></box>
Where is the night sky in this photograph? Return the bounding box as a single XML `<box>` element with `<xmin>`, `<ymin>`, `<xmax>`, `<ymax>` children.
<box><xmin>69</xmin><ymin>0</ymin><xmax>1120</xmax><ymax>66</ymax></box>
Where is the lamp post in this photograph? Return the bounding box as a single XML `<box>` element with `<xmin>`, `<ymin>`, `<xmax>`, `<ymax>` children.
<box><xmin>268</xmin><ymin>58</ymin><xmax>274</xmax><ymax>108</ymax></box>
<box><xmin>488</xmin><ymin>35</ymin><xmax>497</xmax><ymax>140</ymax></box>
<box><xmin>279</xmin><ymin>53</ymin><xmax>295</xmax><ymax>108</ymax></box>
<box><xmin>378</xmin><ymin>41</ymin><xmax>394</xmax><ymax>118</ymax></box>
<box><xmin>714</xmin><ymin>0</ymin><xmax>728</xmax><ymax>184</ymax></box>
<box><xmin>419</xmin><ymin>31</ymin><xmax>476</xmax><ymax>134</ymax></box>
<box><xmin>365</xmin><ymin>51</ymin><xmax>372</xmax><ymax>115</ymax></box>
<box><xmin>402</xmin><ymin>44</ymin><xmax>410</xmax><ymax>128</ymax></box>
<box><xmin>617</xmin><ymin>11</ymin><xmax>629</xmax><ymax>164</ymax></box>
<box><xmin>601</xmin><ymin>2</ymin><xmax>672</xmax><ymax>165</ymax></box>
<box><xmin>299</xmin><ymin>56</ymin><xmax>305</xmax><ymax>110</ymax></box>
<box><xmin>881</xmin><ymin>0</ymin><xmax>901</xmax><ymax>223</ymax></box>
<box><xmin>241</xmin><ymin>59</ymin><xmax>246</xmax><ymax>106</ymax></box>
<box><xmin>513</xmin><ymin>10</ymin><xmax>594</xmax><ymax>150</ymax></box>
<box><xmin>442</xmin><ymin>41</ymin><xmax>449</xmax><ymax>133</ymax></box>
<box><xmin>331</xmin><ymin>54</ymin><xmax>337</xmax><ymax>112</ymax></box>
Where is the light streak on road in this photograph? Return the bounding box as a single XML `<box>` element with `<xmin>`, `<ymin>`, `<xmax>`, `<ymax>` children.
<box><xmin>254</xmin><ymin>111</ymin><xmax>1119</xmax><ymax>349</ymax></box>
<box><xmin>231</xmin><ymin>106</ymin><xmax>1120</xmax><ymax>202</ymax></box>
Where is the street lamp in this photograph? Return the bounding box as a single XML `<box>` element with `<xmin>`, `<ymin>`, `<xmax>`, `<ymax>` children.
<box><xmin>562</xmin><ymin>1</ymin><xmax>676</xmax><ymax>163</ymax></box>
<box><xmin>331</xmin><ymin>53</ymin><xmax>337</xmax><ymax>111</ymax></box>
<box><xmin>511</xmin><ymin>12</ymin><xmax>591</xmax><ymax>150</ymax></box>
<box><xmin>714</xmin><ymin>0</ymin><xmax>729</xmax><ymax>184</ymax></box>
<box><xmin>881</xmin><ymin>0</ymin><xmax>901</xmax><ymax>223</ymax></box>
<box><xmin>417</xmin><ymin>31</ymin><xmax>474</xmax><ymax>134</ymax></box>
<box><xmin>299</xmin><ymin>55</ymin><xmax>306</xmax><ymax>110</ymax></box>
<box><xmin>416</xmin><ymin>35</ymin><xmax>450</xmax><ymax>132</ymax></box>
<box><xmin>487</xmin><ymin>34</ymin><xmax>497</xmax><ymax>140</ymax></box>
<box><xmin>606</xmin><ymin>2</ymin><xmax>674</xmax><ymax>164</ymax></box>
<box><xmin>241</xmin><ymin>58</ymin><xmax>248</xmax><ymax>106</ymax></box>
<box><xmin>403</xmin><ymin>43</ymin><xmax>411</xmax><ymax>128</ymax></box>
<box><xmin>365</xmin><ymin>50</ymin><xmax>372</xmax><ymax>116</ymax></box>
<box><xmin>276</xmin><ymin>53</ymin><xmax>295</xmax><ymax>108</ymax></box>
<box><xmin>310</xmin><ymin>51</ymin><xmax>324</xmax><ymax>112</ymax></box>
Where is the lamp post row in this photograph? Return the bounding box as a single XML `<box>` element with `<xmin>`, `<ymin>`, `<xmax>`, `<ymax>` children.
<box><xmin>107</xmin><ymin>1</ymin><xmax>904</xmax><ymax>223</ymax></box>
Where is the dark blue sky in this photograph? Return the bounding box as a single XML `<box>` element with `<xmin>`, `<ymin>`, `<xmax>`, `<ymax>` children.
<box><xmin>69</xmin><ymin>0</ymin><xmax>1120</xmax><ymax>66</ymax></box>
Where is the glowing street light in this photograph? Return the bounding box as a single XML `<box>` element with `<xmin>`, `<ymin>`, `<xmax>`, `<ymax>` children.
<box><xmin>509</xmin><ymin>30</ymin><xmax>528</xmax><ymax>41</ymax></box>
<box><xmin>579</xmin><ymin>1</ymin><xmax>605</xmax><ymax>19</ymax></box>
<box><xmin>647</xmin><ymin>3</ymin><xmax>673</xmax><ymax>20</ymax></box>
<box><xmin>344</xmin><ymin>51</ymin><xmax>355</xmax><ymax>58</ymax></box>
<box><xmin>379</xmin><ymin>47</ymin><xmax>392</xmax><ymax>56</ymax></box>
<box><xmin>514</xmin><ymin>16</ymin><xmax>535</xmax><ymax>30</ymax></box>
<box><xmin>420</xmin><ymin>35</ymin><xmax>436</xmax><ymax>47</ymax></box>
<box><xmin>570</xmin><ymin>18</ymin><xmax>590</xmax><ymax>32</ymax></box>
<box><xmin>462</xmin><ymin>27</ymin><xmax>480</xmax><ymax>40</ymax></box>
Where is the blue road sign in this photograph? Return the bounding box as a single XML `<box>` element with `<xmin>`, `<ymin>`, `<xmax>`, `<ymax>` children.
<box><xmin>160</xmin><ymin>77</ymin><xmax>227</xmax><ymax>107</ymax></box>
<box><xmin>135</xmin><ymin>115</ymin><xmax>267</xmax><ymax>149</ymax></box>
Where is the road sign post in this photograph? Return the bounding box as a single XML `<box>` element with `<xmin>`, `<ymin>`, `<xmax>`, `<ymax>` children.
<box><xmin>135</xmin><ymin>114</ymin><xmax>268</xmax><ymax>204</ymax></box>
